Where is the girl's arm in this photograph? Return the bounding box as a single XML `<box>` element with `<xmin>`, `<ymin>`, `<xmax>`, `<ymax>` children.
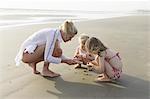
<box><xmin>73</xmin><ymin>47</ymin><xmax>83</xmax><ymax>61</ymax></box>
<box><xmin>98</xmin><ymin>56</ymin><xmax>105</xmax><ymax>73</ymax></box>
<box><xmin>91</xmin><ymin>56</ymin><xmax>105</xmax><ymax>74</ymax></box>
<box><xmin>74</xmin><ymin>47</ymin><xmax>80</xmax><ymax>57</ymax></box>
<box><xmin>89</xmin><ymin>55</ymin><xmax>99</xmax><ymax>66</ymax></box>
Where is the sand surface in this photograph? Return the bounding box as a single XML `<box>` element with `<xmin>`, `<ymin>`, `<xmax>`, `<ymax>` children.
<box><xmin>0</xmin><ymin>15</ymin><xmax>149</xmax><ymax>99</ymax></box>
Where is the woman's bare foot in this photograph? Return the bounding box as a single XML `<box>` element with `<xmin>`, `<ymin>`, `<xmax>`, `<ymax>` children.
<box><xmin>42</xmin><ymin>69</ymin><xmax>60</xmax><ymax>78</ymax></box>
<box><xmin>33</xmin><ymin>70</ymin><xmax>41</xmax><ymax>74</ymax></box>
<box><xmin>28</xmin><ymin>63</ymin><xmax>40</xmax><ymax>74</ymax></box>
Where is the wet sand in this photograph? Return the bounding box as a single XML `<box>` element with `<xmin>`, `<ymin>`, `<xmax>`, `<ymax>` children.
<box><xmin>0</xmin><ymin>15</ymin><xmax>149</xmax><ymax>99</ymax></box>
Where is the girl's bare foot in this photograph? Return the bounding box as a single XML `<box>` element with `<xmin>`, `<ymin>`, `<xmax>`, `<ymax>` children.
<box><xmin>87</xmin><ymin>65</ymin><xmax>93</xmax><ymax>71</ymax></box>
<box><xmin>97</xmin><ymin>74</ymin><xmax>104</xmax><ymax>78</ymax></box>
<box><xmin>95</xmin><ymin>77</ymin><xmax>111</xmax><ymax>82</ymax></box>
<box><xmin>28</xmin><ymin>63</ymin><xmax>40</xmax><ymax>74</ymax></box>
<box><xmin>74</xmin><ymin>64</ymin><xmax>82</xmax><ymax>69</ymax></box>
<box><xmin>74</xmin><ymin>64</ymin><xmax>87</xmax><ymax>69</ymax></box>
<box><xmin>94</xmin><ymin>74</ymin><xmax>111</xmax><ymax>82</ymax></box>
<box><xmin>42</xmin><ymin>69</ymin><xmax>60</xmax><ymax>78</ymax></box>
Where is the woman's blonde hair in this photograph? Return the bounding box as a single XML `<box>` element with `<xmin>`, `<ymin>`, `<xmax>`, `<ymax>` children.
<box><xmin>78</xmin><ymin>34</ymin><xmax>89</xmax><ymax>45</ymax></box>
<box><xmin>59</xmin><ymin>20</ymin><xmax>78</xmax><ymax>35</ymax></box>
<box><xmin>85</xmin><ymin>37</ymin><xmax>107</xmax><ymax>56</ymax></box>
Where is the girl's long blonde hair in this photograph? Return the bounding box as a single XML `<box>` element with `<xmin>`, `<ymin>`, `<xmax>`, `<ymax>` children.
<box><xmin>85</xmin><ymin>37</ymin><xmax>107</xmax><ymax>56</ymax></box>
<box><xmin>59</xmin><ymin>20</ymin><xmax>78</xmax><ymax>35</ymax></box>
<box><xmin>78</xmin><ymin>34</ymin><xmax>89</xmax><ymax>45</ymax></box>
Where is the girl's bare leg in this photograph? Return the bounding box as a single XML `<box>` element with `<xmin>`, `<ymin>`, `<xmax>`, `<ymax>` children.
<box><xmin>94</xmin><ymin>61</ymin><xmax>112</xmax><ymax>82</ymax></box>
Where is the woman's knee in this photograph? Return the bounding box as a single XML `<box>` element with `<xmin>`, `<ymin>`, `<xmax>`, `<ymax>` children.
<box><xmin>52</xmin><ymin>48</ymin><xmax>62</xmax><ymax>57</ymax></box>
<box><xmin>22</xmin><ymin>45</ymin><xmax>45</xmax><ymax>63</ymax></box>
<box><xmin>22</xmin><ymin>53</ymin><xmax>31</xmax><ymax>63</ymax></box>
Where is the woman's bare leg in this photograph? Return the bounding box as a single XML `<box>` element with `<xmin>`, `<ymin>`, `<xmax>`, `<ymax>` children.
<box><xmin>22</xmin><ymin>45</ymin><xmax>45</xmax><ymax>74</ymax></box>
<box><xmin>28</xmin><ymin>63</ymin><xmax>40</xmax><ymax>74</ymax></box>
<box><xmin>28</xmin><ymin>54</ymin><xmax>60</xmax><ymax>77</ymax></box>
<box><xmin>22</xmin><ymin>45</ymin><xmax>45</xmax><ymax>63</ymax></box>
<box><xmin>41</xmin><ymin>40</ymin><xmax>61</xmax><ymax>77</ymax></box>
<box><xmin>22</xmin><ymin>41</ymin><xmax>62</xmax><ymax>77</ymax></box>
<box><xmin>28</xmin><ymin>56</ymin><xmax>44</xmax><ymax>74</ymax></box>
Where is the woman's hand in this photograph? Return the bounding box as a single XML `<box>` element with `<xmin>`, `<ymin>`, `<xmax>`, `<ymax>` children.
<box><xmin>62</xmin><ymin>59</ymin><xmax>82</xmax><ymax>65</ymax></box>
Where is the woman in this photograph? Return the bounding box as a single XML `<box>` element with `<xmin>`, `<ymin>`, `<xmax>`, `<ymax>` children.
<box><xmin>15</xmin><ymin>20</ymin><xmax>80</xmax><ymax>77</ymax></box>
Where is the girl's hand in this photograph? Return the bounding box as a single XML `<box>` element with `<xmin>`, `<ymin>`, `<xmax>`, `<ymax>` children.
<box><xmin>74</xmin><ymin>55</ymin><xmax>83</xmax><ymax>61</ymax></box>
<box><xmin>86</xmin><ymin>54</ymin><xmax>95</xmax><ymax>62</ymax></box>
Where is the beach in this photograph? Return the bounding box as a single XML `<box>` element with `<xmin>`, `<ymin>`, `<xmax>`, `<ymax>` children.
<box><xmin>0</xmin><ymin>15</ymin><xmax>149</xmax><ymax>99</ymax></box>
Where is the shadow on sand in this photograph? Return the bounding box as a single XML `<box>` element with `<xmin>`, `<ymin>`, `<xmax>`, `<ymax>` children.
<box><xmin>43</xmin><ymin>74</ymin><xmax>149</xmax><ymax>99</ymax></box>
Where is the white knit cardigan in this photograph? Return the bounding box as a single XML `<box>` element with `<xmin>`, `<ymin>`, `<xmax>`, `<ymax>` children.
<box><xmin>15</xmin><ymin>28</ymin><xmax>65</xmax><ymax>66</ymax></box>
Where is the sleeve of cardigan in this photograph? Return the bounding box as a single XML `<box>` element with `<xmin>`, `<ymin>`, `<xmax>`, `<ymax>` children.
<box><xmin>60</xmin><ymin>55</ymin><xmax>70</xmax><ymax>60</ymax></box>
<box><xmin>44</xmin><ymin>30</ymin><xmax>61</xmax><ymax>64</ymax></box>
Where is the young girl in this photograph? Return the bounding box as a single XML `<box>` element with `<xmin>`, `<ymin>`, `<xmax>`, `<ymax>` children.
<box><xmin>85</xmin><ymin>37</ymin><xmax>123</xmax><ymax>82</ymax></box>
<box><xmin>74</xmin><ymin>34</ymin><xmax>95</xmax><ymax>69</ymax></box>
